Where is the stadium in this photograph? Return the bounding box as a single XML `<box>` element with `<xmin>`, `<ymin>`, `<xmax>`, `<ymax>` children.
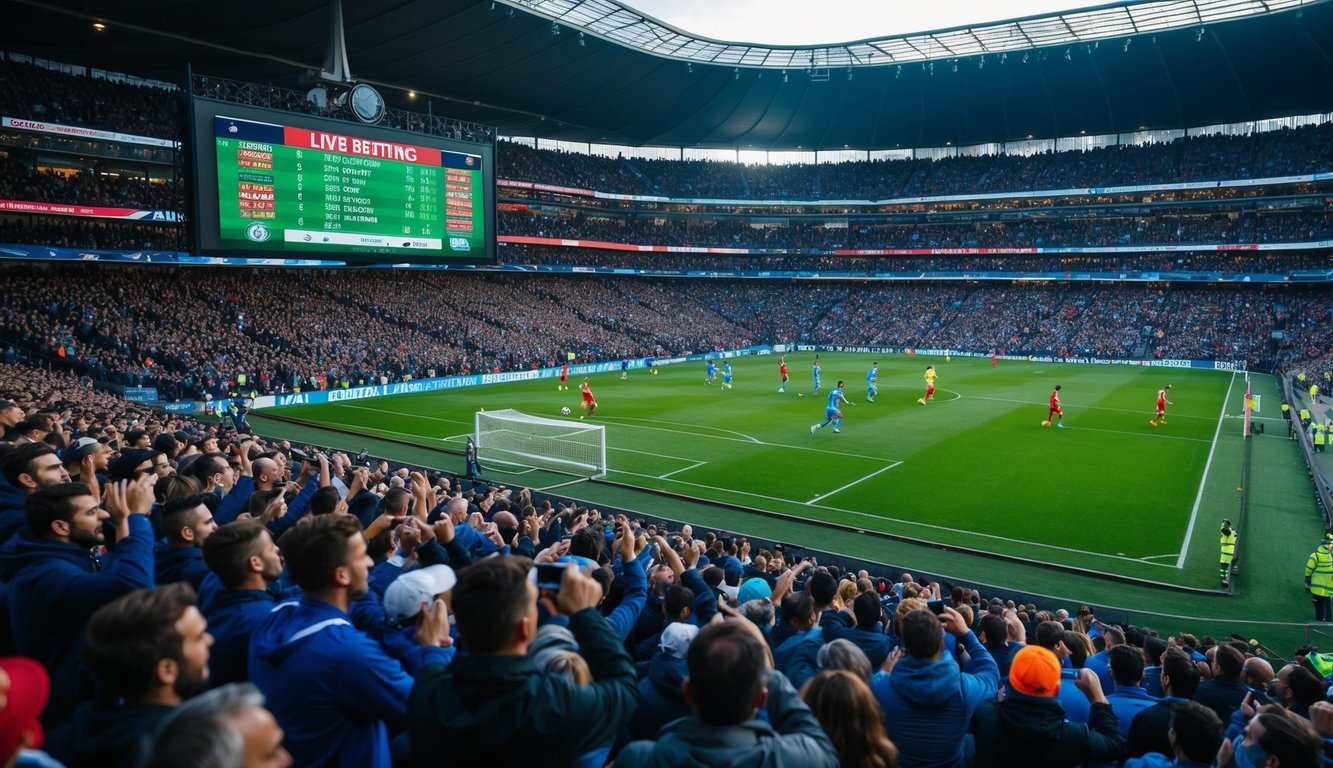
<box><xmin>1</xmin><ymin>0</ymin><xmax>1332</xmax><ymax>764</ymax></box>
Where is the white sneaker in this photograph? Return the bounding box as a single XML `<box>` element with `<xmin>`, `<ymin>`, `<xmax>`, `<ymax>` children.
<box><xmin>1057</xmin><ymin>423</ymin><xmax>1064</xmax><ymax>428</ymax></box>
<box><xmin>810</xmin><ymin>424</ymin><xmax>818</xmax><ymax>434</ymax></box>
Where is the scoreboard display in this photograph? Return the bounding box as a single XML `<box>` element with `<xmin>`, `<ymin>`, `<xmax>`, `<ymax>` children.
<box><xmin>191</xmin><ymin>98</ymin><xmax>494</xmax><ymax>263</ymax></box>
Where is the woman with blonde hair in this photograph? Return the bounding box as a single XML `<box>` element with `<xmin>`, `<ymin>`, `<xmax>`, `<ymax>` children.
<box><xmin>835</xmin><ymin>579</ymin><xmax>860</xmax><ymax>611</ymax></box>
<box><xmin>802</xmin><ymin>669</ymin><xmax>899</xmax><ymax>768</ymax></box>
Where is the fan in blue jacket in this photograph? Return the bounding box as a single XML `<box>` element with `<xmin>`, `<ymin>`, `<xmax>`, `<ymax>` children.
<box><xmin>627</xmin><ymin>622</ymin><xmax>697</xmax><ymax>740</ymax></box>
<box><xmin>773</xmin><ymin>591</ymin><xmax>826</xmax><ymax>691</ymax></box>
<box><xmin>198</xmin><ymin>519</ymin><xmax>286</xmax><ymax>687</ymax></box>
<box><xmin>153</xmin><ymin>494</ymin><xmax>218</xmax><ymax>590</ymax></box>
<box><xmin>871</xmin><ymin>605</ymin><xmax>999</xmax><ymax>768</ymax></box>
<box><xmin>0</xmin><ymin>478</ymin><xmax>156</xmax><ymax>727</ymax></box>
<box><xmin>249</xmin><ymin>514</ymin><xmax>450</xmax><ymax>768</ymax></box>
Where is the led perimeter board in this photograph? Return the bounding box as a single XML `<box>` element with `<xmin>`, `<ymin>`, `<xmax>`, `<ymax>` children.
<box><xmin>190</xmin><ymin>98</ymin><xmax>494</xmax><ymax>264</ymax></box>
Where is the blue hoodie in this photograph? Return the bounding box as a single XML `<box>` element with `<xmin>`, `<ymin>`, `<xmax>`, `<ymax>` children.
<box><xmin>200</xmin><ymin>588</ymin><xmax>276</xmax><ymax>687</ymax></box>
<box><xmin>774</xmin><ymin>626</ymin><xmax>824</xmax><ymax>691</ymax></box>
<box><xmin>0</xmin><ymin>477</ymin><xmax>27</xmax><ymax>546</ymax></box>
<box><xmin>0</xmin><ymin>514</ymin><xmax>155</xmax><ymax>726</ymax></box>
<box><xmin>870</xmin><ymin>630</ymin><xmax>999</xmax><ymax>768</ymax></box>
<box><xmin>153</xmin><ymin>541</ymin><xmax>210</xmax><ymax>589</ymax></box>
<box><xmin>249</xmin><ymin>597</ymin><xmax>434</xmax><ymax>768</ymax></box>
<box><xmin>627</xmin><ymin>651</ymin><xmax>691</xmax><ymax>741</ymax></box>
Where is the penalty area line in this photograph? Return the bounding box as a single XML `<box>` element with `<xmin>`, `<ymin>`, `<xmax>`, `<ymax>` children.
<box><xmin>1176</xmin><ymin>370</ymin><xmax>1236</xmax><ymax>569</ymax></box>
<box><xmin>805</xmin><ymin>462</ymin><xmax>902</xmax><ymax>504</ymax></box>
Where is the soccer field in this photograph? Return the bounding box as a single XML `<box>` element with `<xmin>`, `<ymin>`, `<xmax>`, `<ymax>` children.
<box><xmin>266</xmin><ymin>353</ymin><xmax>1251</xmax><ymax>585</ymax></box>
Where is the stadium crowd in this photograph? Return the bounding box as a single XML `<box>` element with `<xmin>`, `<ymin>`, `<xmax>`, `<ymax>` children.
<box><xmin>3</xmin><ymin>265</ymin><xmax>1332</xmax><ymax>403</ymax></box>
<box><xmin>0</xmin><ymin>155</ymin><xmax>179</xmax><ymax>211</ymax></box>
<box><xmin>1</xmin><ymin>360</ymin><xmax>1332</xmax><ymax>767</ymax></box>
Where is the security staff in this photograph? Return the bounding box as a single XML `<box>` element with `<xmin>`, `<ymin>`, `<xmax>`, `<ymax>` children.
<box><xmin>1300</xmin><ymin>407</ymin><xmax>1312</xmax><ymax>428</ymax></box>
<box><xmin>1306</xmin><ymin>534</ymin><xmax>1333</xmax><ymax>622</ymax></box>
<box><xmin>1315</xmin><ymin>421</ymin><xmax>1328</xmax><ymax>453</ymax></box>
<box><xmin>464</xmin><ymin>435</ymin><xmax>484</xmax><ymax>479</ymax></box>
<box><xmin>1220</xmin><ymin>520</ymin><xmax>1238</xmax><ymax>588</ymax></box>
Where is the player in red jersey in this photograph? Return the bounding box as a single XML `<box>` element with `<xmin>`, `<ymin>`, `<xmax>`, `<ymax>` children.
<box><xmin>579</xmin><ymin>377</ymin><xmax>597</xmax><ymax>418</ymax></box>
<box><xmin>559</xmin><ymin>362</ymin><xmax>569</xmax><ymax>391</ymax></box>
<box><xmin>1045</xmin><ymin>385</ymin><xmax>1064</xmax><ymax>427</ymax></box>
<box><xmin>778</xmin><ymin>355</ymin><xmax>789</xmax><ymax>393</ymax></box>
<box><xmin>1149</xmin><ymin>385</ymin><xmax>1172</xmax><ymax>426</ymax></box>
<box><xmin>991</xmin><ymin>351</ymin><xmax>998</xmax><ymax>369</ymax></box>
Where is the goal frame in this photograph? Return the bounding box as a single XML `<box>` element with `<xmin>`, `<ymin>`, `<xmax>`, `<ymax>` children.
<box><xmin>474</xmin><ymin>409</ymin><xmax>608</xmax><ymax>479</ymax></box>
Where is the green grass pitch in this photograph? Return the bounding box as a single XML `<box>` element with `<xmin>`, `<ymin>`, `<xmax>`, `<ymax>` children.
<box><xmin>267</xmin><ymin>353</ymin><xmax>1250</xmax><ymax>584</ymax></box>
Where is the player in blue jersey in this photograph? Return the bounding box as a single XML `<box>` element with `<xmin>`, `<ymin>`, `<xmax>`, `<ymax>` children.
<box><xmin>811</xmin><ymin>380</ymin><xmax>854</xmax><ymax>434</ymax></box>
<box><xmin>866</xmin><ymin>362</ymin><xmax>879</xmax><ymax>402</ymax></box>
<box><xmin>705</xmin><ymin>359</ymin><xmax>717</xmax><ymax>385</ymax></box>
<box><xmin>722</xmin><ymin>361</ymin><xmax>733</xmax><ymax>390</ymax></box>
<box><xmin>620</xmin><ymin>359</ymin><xmax>629</xmax><ymax>380</ymax></box>
<box><xmin>812</xmin><ymin>355</ymin><xmax>822</xmax><ymax>395</ymax></box>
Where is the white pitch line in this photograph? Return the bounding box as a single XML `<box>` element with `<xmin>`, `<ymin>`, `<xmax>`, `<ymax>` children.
<box><xmin>342</xmin><ymin>403</ymin><xmax>472</xmax><ymax>426</ymax></box>
<box><xmin>608</xmin><ymin>469</ymin><xmax>1175</xmax><ymax>568</ymax></box>
<box><xmin>597</xmin><ymin>416</ymin><xmax>902</xmax><ymax>464</ymax></box>
<box><xmin>598</xmin><ymin>415</ymin><xmax>761</xmax><ymax>443</ymax></box>
<box><xmin>660</xmin><ymin>461</ymin><xmax>706</xmax><ymax>479</ymax></box>
<box><xmin>806</xmin><ymin>463</ymin><xmax>902</xmax><ymax>504</ymax></box>
<box><xmin>1176</xmin><ymin>370</ymin><xmax>1237</xmax><ymax>569</ymax></box>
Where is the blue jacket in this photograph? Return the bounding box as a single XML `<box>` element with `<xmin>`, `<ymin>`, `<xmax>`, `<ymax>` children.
<box><xmin>381</xmin><ymin>624</ymin><xmax>456</xmax><ymax>678</ymax></box>
<box><xmin>200</xmin><ymin>587</ymin><xmax>276</xmax><ymax>687</ymax></box>
<box><xmin>628</xmin><ymin>652</ymin><xmax>691</xmax><ymax>741</ymax></box>
<box><xmin>1057</xmin><ymin>678</ymin><xmax>1091</xmax><ymax>724</ymax></box>
<box><xmin>0</xmin><ymin>514</ymin><xmax>154</xmax><ymax>726</ymax></box>
<box><xmin>214</xmin><ymin>476</ymin><xmax>254</xmax><ymax>526</ymax></box>
<box><xmin>871</xmin><ymin>630</ymin><xmax>999</xmax><ymax>768</ymax></box>
<box><xmin>153</xmin><ymin>541</ymin><xmax>210</xmax><ymax>590</ymax></box>
<box><xmin>774</xmin><ymin>626</ymin><xmax>824</xmax><ymax>691</ymax></box>
<box><xmin>1084</xmin><ymin>649</ymin><xmax>1116</xmax><ymax>694</ymax></box>
<box><xmin>0</xmin><ymin>478</ymin><xmax>26</xmax><ymax>546</ymax></box>
<box><xmin>249</xmin><ymin>597</ymin><xmax>435</xmax><ymax>768</ymax></box>
<box><xmin>266</xmin><ymin>478</ymin><xmax>319</xmax><ymax>539</ymax></box>
<box><xmin>827</xmin><ymin>623</ymin><xmax>892</xmax><ymax>670</ymax></box>
<box><xmin>1107</xmin><ymin>684</ymin><xmax>1160</xmax><ymax>736</ymax></box>
<box><xmin>605</xmin><ymin>554</ymin><xmax>648</xmax><ymax>639</ymax></box>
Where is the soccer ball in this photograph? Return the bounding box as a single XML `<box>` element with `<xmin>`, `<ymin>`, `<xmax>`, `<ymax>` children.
<box><xmin>798</xmin><ymin>393</ymin><xmax>803</xmax><ymax>398</ymax></box>
<box><xmin>1041</xmin><ymin>420</ymin><xmax>1051</xmax><ymax>427</ymax></box>
<box><xmin>561</xmin><ymin>406</ymin><xmax>571</xmax><ymax>416</ymax></box>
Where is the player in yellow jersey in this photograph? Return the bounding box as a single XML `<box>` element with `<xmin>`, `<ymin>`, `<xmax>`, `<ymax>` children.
<box><xmin>917</xmin><ymin>365</ymin><xmax>937</xmax><ymax>405</ymax></box>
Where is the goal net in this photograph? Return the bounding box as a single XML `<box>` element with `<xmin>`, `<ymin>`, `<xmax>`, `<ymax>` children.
<box><xmin>475</xmin><ymin>409</ymin><xmax>607</xmax><ymax>479</ymax></box>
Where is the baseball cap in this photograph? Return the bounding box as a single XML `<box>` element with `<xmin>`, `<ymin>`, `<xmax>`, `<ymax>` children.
<box><xmin>737</xmin><ymin>577</ymin><xmax>773</xmax><ymax>604</ymax></box>
<box><xmin>659</xmin><ymin>622</ymin><xmax>699</xmax><ymax>659</ymax></box>
<box><xmin>0</xmin><ymin>400</ymin><xmax>19</xmax><ymax>411</ymax></box>
<box><xmin>64</xmin><ymin>437</ymin><xmax>103</xmax><ymax>463</ymax></box>
<box><xmin>0</xmin><ymin>657</ymin><xmax>50</xmax><ymax>757</ymax></box>
<box><xmin>1009</xmin><ymin>645</ymin><xmax>1061</xmax><ymax>697</ymax></box>
<box><xmin>383</xmin><ymin>565</ymin><xmax>457</xmax><ymax>624</ymax></box>
<box><xmin>108</xmin><ymin>449</ymin><xmax>156</xmax><ymax>482</ymax></box>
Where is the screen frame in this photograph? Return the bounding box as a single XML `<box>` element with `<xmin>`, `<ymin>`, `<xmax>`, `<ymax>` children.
<box><xmin>188</xmin><ymin>95</ymin><xmax>495</xmax><ymax>265</ymax></box>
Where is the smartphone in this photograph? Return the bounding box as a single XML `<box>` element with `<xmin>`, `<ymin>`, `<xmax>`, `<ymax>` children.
<box><xmin>355</xmin><ymin>448</ymin><xmax>369</xmax><ymax>463</ymax></box>
<box><xmin>534</xmin><ymin>563</ymin><xmax>565</xmax><ymax>591</ymax></box>
<box><xmin>927</xmin><ymin>599</ymin><xmax>945</xmax><ymax>615</ymax></box>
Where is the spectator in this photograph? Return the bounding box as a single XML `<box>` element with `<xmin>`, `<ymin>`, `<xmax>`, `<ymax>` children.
<box><xmin>0</xmin><ymin>478</ymin><xmax>155</xmax><ymax>726</ymax></box>
<box><xmin>871</xmin><ymin>606</ymin><xmax>999</xmax><ymax>768</ymax></box>
<box><xmin>155</xmin><ymin>494</ymin><xmax>218</xmax><ymax>590</ymax></box>
<box><xmin>816</xmin><ymin>637</ymin><xmax>874</xmax><ymax>681</ymax></box>
<box><xmin>617</xmin><ymin>620</ymin><xmax>839</xmax><ymax>767</ymax></box>
<box><xmin>1129</xmin><ymin>646</ymin><xmax>1202</xmax><ymax>757</ymax></box>
<box><xmin>1107</xmin><ymin>644</ymin><xmax>1162</xmax><ymax>737</ymax></box>
<box><xmin>198</xmin><ymin>520</ymin><xmax>284</xmax><ymax>687</ymax></box>
<box><xmin>1217</xmin><ymin>705</ymin><xmax>1322</xmax><ymax>768</ymax></box>
<box><xmin>1194</xmin><ymin>644</ymin><xmax>1249</xmax><ymax>723</ymax></box>
<box><xmin>0</xmin><ymin>443</ymin><xmax>71</xmax><ymax>545</ymax></box>
<box><xmin>45</xmin><ymin>583</ymin><xmax>211</xmax><ymax>768</ymax></box>
<box><xmin>971</xmin><ymin>645</ymin><xmax>1125</xmax><ymax>767</ymax></box>
<box><xmin>249</xmin><ymin>514</ymin><xmax>448</xmax><ymax>768</ymax></box>
<box><xmin>140</xmin><ymin>683</ymin><xmax>291</xmax><ymax>768</ymax></box>
<box><xmin>825</xmin><ymin>591</ymin><xmax>892</xmax><ymax>670</ymax></box>
<box><xmin>801</xmin><ymin>669</ymin><xmax>900</xmax><ymax>768</ymax></box>
<box><xmin>627</xmin><ymin>621</ymin><xmax>698</xmax><ymax>741</ymax></box>
<box><xmin>408</xmin><ymin>558</ymin><xmax>638</xmax><ymax>766</ymax></box>
<box><xmin>773</xmin><ymin>591</ymin><xmax>825</xmax><ymax>690</ymax></box>
<box><xmin>1083</xmin><ymin>623</ymin><xmax>1124</xmax><ymax>694</ymax></box>
<box><xmin>1124</xmin><ymin>700</ymin><xmax>1223</xmax><ymax>768</ymax></box>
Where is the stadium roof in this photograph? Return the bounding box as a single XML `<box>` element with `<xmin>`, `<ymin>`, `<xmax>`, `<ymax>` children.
<box><xmin>2</xmin><ymin>0</ymin><xmax>1332</xmax><ymax>150</ymax></box>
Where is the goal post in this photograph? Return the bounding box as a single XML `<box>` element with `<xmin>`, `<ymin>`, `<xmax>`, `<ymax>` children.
<box><xmin>475</xmin><ymin>409</ymin><xmax>607</xmax><ymax>479</ymax></box>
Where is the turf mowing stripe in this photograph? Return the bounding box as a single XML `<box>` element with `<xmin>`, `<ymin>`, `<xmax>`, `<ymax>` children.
<box><xmin>611</xmin><ymin>467</ymin><xmax>1178</xmax><ymax>569</ymax></box>
<box><xmin>596</xmin><ymin>415</ymin><xmax>904</xmax><ymax>464</ymax></box>
<box><xmin>806</xmin><ymin>463</ymin><xmax>903</xmax><ymax>504</ymax></box>
<box><xmin>963</xmin><ymin>394</ymin><xmax>1219</xmax><ymax>420</ymax></box>
<box><xmin>1177</xmin><ymin>371</ymin><xmax>1238</xmax><ymax>569</ymax></box>
<box><xmin>1057</xmin><ymin>426</ymin><xmax>1212</xmax><ymax>443</ymax></box>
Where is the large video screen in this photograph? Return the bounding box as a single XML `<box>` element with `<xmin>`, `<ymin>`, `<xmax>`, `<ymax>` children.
<box><xmin>190</xmin><ymin>97</ymin><xmax>493</xmax><ymax>263</ymax></box>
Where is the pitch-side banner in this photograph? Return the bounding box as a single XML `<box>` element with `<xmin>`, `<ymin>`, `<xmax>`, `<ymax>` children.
<box><xmin>3</xmin><ymin>116</ymin><xmax>177</xmax><ymax>148</ymax></box>
<box><xmin>0</xmin><ymin>198</ymin><xmax>180</xmax><ymax>221</ymax></box>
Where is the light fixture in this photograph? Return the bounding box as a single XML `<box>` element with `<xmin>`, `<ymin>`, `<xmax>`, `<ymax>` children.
<box><xmin>1022</xmin><ymin>52</ymin><xmax>1029</xmax><ymax>64</ymax></box>
<box><xmin>951</xmin><ymin>59</ymin><xmax>958</xmax><ymax>73</ymax></box>
<box><xmin>928</xmin><ymin>62</ymin><xmax>934</xmax><ymax>76</ymax></box>
<box><xmin>407</xmin><ymin>90</ymin><xmax>416</xmax><ymax>99</ymax></box>
<box><xmin>846</xmin><ymin>68</ymin><xmax>852</xmax><ymax>81</ymax></box>
<box><xmin>686</xmin><ymin>62</ymin><xmax>693</xmax><ymax>74</ymax></box>
<box><xmin>1123</xmin><ymin>38</ymin><xmax>1132</xmax><ymax>52</ymax></box>
<box><xmin>550</xmin><ymin>21</ymin><xmax>559</xmax><ymax>35</ymax></box>
<box><xmin>91</xmin><ymin>21</ymin><xmax>106</xmax><ymax>31</ymax></box>
<box><xmin>978</xmin><ymin>56</ymin><xmax>984</xmax><ymax>70</ymax></box>
<box><xmin>489</xmin><ymin>1</ymin><xmax>495</xmax><ymax>8</ymax></box>
<box><xmin>782</xmin><ymin>69</ymin><xmax>788</xmax><ymax>82</ymax></box>
<box><xmin>895</xmin><ymin>65</ymin><xmax>902</xmax><ymax>78</ymax></box>
<box><xmin>1196</xmin><ymin>27</ymin><xmax>1205</xmax><ymax>42</ymax></box>
<box><xmin>1000</xmin><ymin>53</ymin><xmax>1007</xmax><ymax>64</ymax></box>
<box><xmin>1064</xmin><ymin>48</ymin><xmax>1072</xmax><ymax>61</ymax></box>
<box><xmin>578</xmin><ymin>32</ymin><xmax>585</xmax><ymax>46</ymax></box>
<box><xmin>734</xmin><ymin>67</ymin><xmax>740</xmax><ymax>79</ymax></box>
